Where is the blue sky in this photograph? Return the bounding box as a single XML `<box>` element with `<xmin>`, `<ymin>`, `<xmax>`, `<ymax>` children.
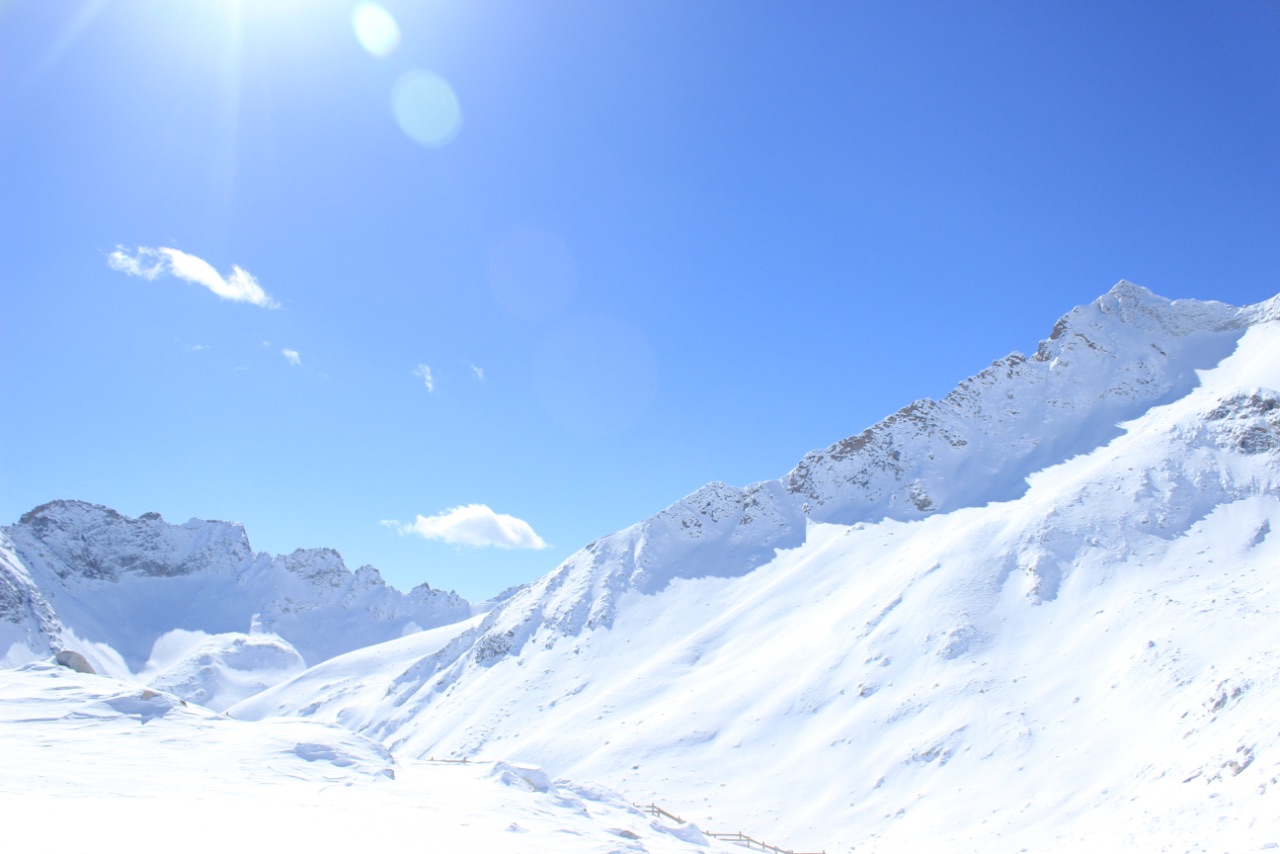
<box><xmin>2</xmin><ymin>0</ymin><xmax>1278</xmax><ymax>600</ymax></box>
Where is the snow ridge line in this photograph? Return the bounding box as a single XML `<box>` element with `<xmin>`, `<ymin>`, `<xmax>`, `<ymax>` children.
<box><xmin>446</xmin><ymin>283</ymin><xmax>1259</xmax><ymax>675</ymax></box>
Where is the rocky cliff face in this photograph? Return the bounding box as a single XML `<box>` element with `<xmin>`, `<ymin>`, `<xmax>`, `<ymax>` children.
<box><xmin>14</xmin><ymin>502</ymin><xmax>255</xmax><ymax>581</ymax></box>
<box><xmin>0</xmin><ymin>500</ymin><xmax>471</xmax><ymax>670</ymax></box>
<box><xmin>0</xmin><ymin>531</ymin><xmax>63</xmax><ymax>664</ymax></box>
<box><xmin>784</xmin><ymin>282</ymin><xmax>1251</xmax><ymax>522</ymax></box>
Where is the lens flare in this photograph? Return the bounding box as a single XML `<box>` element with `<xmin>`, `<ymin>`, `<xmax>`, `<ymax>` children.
<box><xmin>391</xmin><ymin>70</ymin><xmax>462</xmax><ymax>147</ymax></box>
<box><xmin>534</xmin><ymin>312</ymin><xmax>659</xmax><ymax>437</ymax></box>
<box><xmin>486</xmin><ymin>226</ymin><xmax>577</xmax><ymax>322</ymax></box>
<box><xmin>352</xmin><ymin>2</ymin><xmax>400</xmax><ymax>58</ymax></box>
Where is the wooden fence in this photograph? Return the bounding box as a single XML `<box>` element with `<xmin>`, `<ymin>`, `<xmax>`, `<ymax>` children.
<box><xmin>637</xmin><ymin>804</ymin><xmax>825</xmax><ymax>854</ymax></box>
<box><xmin>419</xmin><ymin>767</ymin><xmax>826</xmax><ymax>852</ymax></box>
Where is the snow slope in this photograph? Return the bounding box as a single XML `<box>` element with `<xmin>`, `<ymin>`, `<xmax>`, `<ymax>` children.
<box><xmin>385</xmin><ymin>282</ymin><xmax>1268</xmax><ymax>677</ymax></box>
<box><xmin>234</xmin><ymin>284</ymin><xmax>1280</xmax><ymax>851</ymax></box>
<box><xmin>0</xmin><ymin>661</ymin><xmax>731</xmax><ymax>854</ymax></box>
<box><xmin>231</xmin><ymin>614</ymin><xmax>487</xmax><ymax>736</ymax></box>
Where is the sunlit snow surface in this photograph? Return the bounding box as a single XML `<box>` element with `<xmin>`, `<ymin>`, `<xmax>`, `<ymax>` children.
<box><xmin>8</xmin><ymin>286</ymin><xmax>1280</xmax><ymax>852</ymax></box>
<box><xmin>0</xmin><ymin>663</ymin><xmax>730</xmax><ymax>853</ymax></box>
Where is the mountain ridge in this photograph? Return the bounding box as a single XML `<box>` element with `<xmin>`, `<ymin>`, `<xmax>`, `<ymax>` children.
<box><xmin>402</xmin><ymin>282</ymin><xmax>1270</xmax><ymax>676</ymax></box>
<box><xmin>225</xmin><ymin>281</ymin><xmax>1280</xmax><ymax>850</ymax></box>
<box><xmin>0</xmin><ymin>499</ymin><xmax>472</xmax><ymax>674</ymax></box>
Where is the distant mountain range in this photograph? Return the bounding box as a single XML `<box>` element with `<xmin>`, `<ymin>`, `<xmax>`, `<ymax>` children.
<box><xmin>0</xmin><ymin>501</ymin><xmax>470</xmax><ymax>708</ymax></box>
<box><xmin>5</xmin><ymin>282</ymin><xmax>1279</xmax><ymax>850</ymax></box>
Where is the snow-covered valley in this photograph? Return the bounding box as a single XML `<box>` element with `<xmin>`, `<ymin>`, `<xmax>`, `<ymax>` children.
<box><xmin>4</xmin><ymin>283</ymin><xmax>1280</xmax><ymax>852</ymax></box>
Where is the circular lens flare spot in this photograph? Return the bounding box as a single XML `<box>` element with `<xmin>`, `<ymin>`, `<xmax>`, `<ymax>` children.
<box><xmin>392</xmin><ymin>70</ymin><xmax>462</xmax><ymax>147</ymax></box>
<box><xmin>534</xmin><ymin>312</ymin><xmax>658</xmax><ymax>437</ymax></box>
<box><xmin>352</xmin><ymin>2</ymin><xmax>400</xmax><ymax>58</ymax></box>
<box><xmin>486</xmin><ymin>226</ymin><xmax>577</xmax><ymax>322</ymax></box>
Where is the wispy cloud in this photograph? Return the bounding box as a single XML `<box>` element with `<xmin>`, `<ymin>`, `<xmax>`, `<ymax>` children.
<box><xmin>383</xmin><ymin>505</ymin><xmax>548</xmax><ymax>550</ymax></box>
<box><xmin>108</xmin><ymin>246</ymin><xmax>279</xmax><ymax>309</ymax></box>
<box><xmin>471</xmin><ymin>364</ymin><xmax>485</xmax><ymax>381</ymax></box>
<box><xmin>282</xmin><ymin>348</ymin><xmax>302</xmax><ymax>366</ymax></box>
<box><xmin>414</xmin><ymin>363</ymin><xmax>434</xmax><ymax>392</ymax></box>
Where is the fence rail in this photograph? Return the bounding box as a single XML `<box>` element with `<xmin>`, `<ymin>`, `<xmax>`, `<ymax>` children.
<box><xmin>637</xmin><ymin>803</ymin><xmax>825</xmax><ymax>854</ymax></box>
<box><xmin>426</xmin><ymin>769</ymin><xmax>825</xmax><ymax>853</ymax></box>
<box><xmin>638</xmin><ymin>803</ymin><xmax>686</xmax><ymax>824</ymax></box>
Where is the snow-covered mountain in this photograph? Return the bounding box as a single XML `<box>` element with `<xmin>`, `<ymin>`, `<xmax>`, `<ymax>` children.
<box><xmin>0</xmin><ymin>501</ymin><xmax>471</xmax><ymax>698</ymax></box>
<box><xmin>230</xmin><ymin>283</ymin><xmax>1280</xmax><ymax>850</ymax></box>
<box><xmin>7</xmin><ymin>282</ymin><xmax>1280</xmax><ymax>851</ymax></box>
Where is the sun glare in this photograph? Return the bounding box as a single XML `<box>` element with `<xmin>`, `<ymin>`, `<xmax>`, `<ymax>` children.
<box><xmin>351</xmin><ymin>2</ymin><xmax>400</xmax><ymax>59</ymax></box>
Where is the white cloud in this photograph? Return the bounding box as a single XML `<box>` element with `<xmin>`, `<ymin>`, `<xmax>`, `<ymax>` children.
<box><xmin>386</xmin><ymin>505</ymin><xmax>548</xmax><ymax>550</ymax></box>
<box><xmin>108</xmin><ymin>246</ymin><xmax>279</xmax><ymax>309</ymax></box>
<box><xmin>282</xmin><ymin>348</ymin><xmax>302</xmax><ymax>366</ymax></box>
<box><xmin>471</xmin><ymin>364</ymin><xmax>484</xmax><ymax>381</ymax></box>
<box><xmin>414</xmin><ymin>363</ymin><xmax>434</xmax><ymax>392</ymax></box>
<box><xmin>107</xmin><ymin>247</ymin><xmax>165</xmax><ymax>279</ymax></box>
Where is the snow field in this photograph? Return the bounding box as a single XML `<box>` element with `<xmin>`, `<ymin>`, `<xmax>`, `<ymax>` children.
<box><xmin>0</xmin><ymin>663</ymin><xmax>733</xmax><ymax>853</ymax></box>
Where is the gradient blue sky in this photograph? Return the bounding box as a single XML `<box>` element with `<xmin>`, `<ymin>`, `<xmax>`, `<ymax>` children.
<box><xmin>2</xmin><ymin>0</ymin><xmax>1278</xmax><ymax>600</ymax></box>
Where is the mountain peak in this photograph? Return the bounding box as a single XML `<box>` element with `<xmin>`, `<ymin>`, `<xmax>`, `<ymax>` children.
<box><xmin>1107</xmin><ymin>278</ymin><xmax>1154</xmax><ymax>298</ymax></box>
<box><xmin>789</xmin><ymin>285</ymin><xmax>1250</xmax><ymax>528</ymax></box>
<box><xmin>19</xmin><ymin>499</ymin><xmax>123</xmax><ymax>528</ymax></box>
<box><xmin>10</xmin><ymin>500</ymin><xmax>253</xmax><ymax>581</ymax></box>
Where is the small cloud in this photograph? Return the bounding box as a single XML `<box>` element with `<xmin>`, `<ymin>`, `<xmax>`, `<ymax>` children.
<box><xmin>414</xmin><ymin>363</ymin><xmax>434</xmax><ymax>392</ymax></box>
<box><xmin>108</xmin><ymin>247</ymin><xmax>164</xmax><ymax>279</ymax></box>
<box><xmin>471</xmin><ymin>364</ymin><xmax>484</xmax><ymax>381</ymax></box>
<box><xmin>385</xmin><ymin>505</ymin><xmax>548</xmax><ymax>550</ymax></box>
<box><xmin>108</xmin><ymin>246</ymin><xmax>279</xmax><ymax>309</ymax></box>
<box><xmin>282</xmin><ymin>348</ymin><xmax>302</xmax><ymax>367</ymax></box>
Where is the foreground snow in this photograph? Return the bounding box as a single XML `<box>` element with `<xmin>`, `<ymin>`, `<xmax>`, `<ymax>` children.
<box><xmin>0</xmin><ymin>662</ymin><xmax>730</xmax><ymax>853</ymax></box>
